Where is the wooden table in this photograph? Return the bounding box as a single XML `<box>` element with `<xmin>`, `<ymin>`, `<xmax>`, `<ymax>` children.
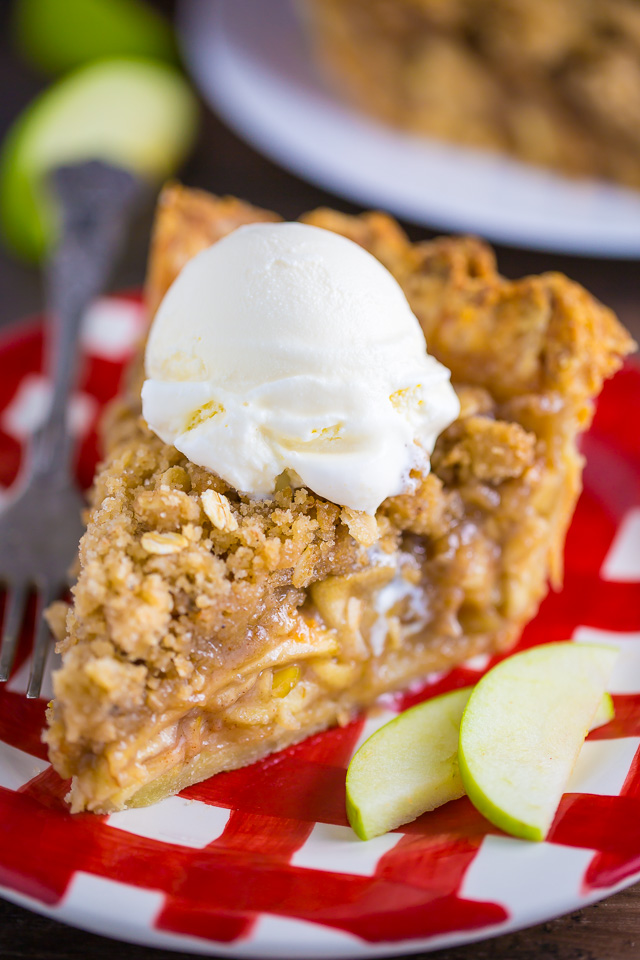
<box><xmin>0</xmin><ymin>4</ymin><xmax>638</xmax><ymax>958</ymax></box>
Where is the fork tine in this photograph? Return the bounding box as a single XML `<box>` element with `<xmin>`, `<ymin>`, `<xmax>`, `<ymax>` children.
<box><xmin>26</xmin><ymin>583</ymin><xmax>58</xmax><ymax>699</ymax></box>
<box><xmin>0</xmin><ymin>584</ymin><xmax>28</xmax><ymax>682</ymax></box>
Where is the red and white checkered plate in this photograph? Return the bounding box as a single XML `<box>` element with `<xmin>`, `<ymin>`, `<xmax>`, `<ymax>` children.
<box><xmin>0</xmin><ymin>296</ymin><xmax>639</xmax><ymax>958</ymax></box>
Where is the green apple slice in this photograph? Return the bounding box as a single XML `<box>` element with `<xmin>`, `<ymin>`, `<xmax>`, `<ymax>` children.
<box><xmin>458</xmin><ymin>642</ymin><xmax>617</xmax><ymax>843</ymax></box>
<box><xmin>346</xmin><ymin>686</ymin><xmax>472</xmax><ymax>840</ymax></box>
<box><xmin>0</xmin><ymin>58</ymin><xmax>198</xmax><ymax>261</ymax></box>
<box><xmin>13</xmin><ymin>0</ymin><xmax>177</xmax><ymax>76</ymax></box>
<box><xmin>591</xmin><ymin>691</ymin><xmax>615</xmax><ymax>730</ymax></box>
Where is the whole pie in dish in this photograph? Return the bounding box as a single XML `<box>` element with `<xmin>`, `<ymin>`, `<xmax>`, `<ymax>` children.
<box><xmin>300</xmin><ymin>0</ymin><xmax>640</xmax><ymax>188</ymax></box>
<box><xmin>45</xmin><ymin>185</ymin><xmax>634</xmax><ymax>813</ymax></box>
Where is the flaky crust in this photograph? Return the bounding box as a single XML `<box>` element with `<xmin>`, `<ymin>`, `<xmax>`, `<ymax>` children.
<box><xmin>45</xmin><ymin>185</ymin><xmax>635</xmax><ymax>812</ymax></box>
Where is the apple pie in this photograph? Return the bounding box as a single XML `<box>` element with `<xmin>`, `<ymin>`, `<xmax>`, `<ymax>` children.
<box><xmin>45</xmin><ymin>185</ymin><xmax>634</xmax><ymax>812</ymax></box>
<box><xmin>300</xmin><ymin>0</ymin><xmax>640</xmax><ymax>188</ymax></box>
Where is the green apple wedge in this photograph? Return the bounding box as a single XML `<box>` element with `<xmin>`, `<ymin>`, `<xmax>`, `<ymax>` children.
<box><xmin>592</xmin><ymin>690</ymin><xmax>615</xmax><ymax>730</ymax></box>
<box><xmin>345</xmin><ymin>679</ymin><xmax>613</xmax><ymax>842</ymax></box>
<box><xmin>0</xmin><ymin>58</ymin><xmax>198</xmax><ymax>261</ymax></box>
<box><xmin>346</xmin><ymin>686</ymin><xmax>473</xmax><ymax>840</ymax></box>
<box><xmin>458</xmin><ymin>642</ymin><xmax>618</xmax><ymax>843</ymax></box>
<box><xmin>13</xmin><ymin>0</ymin><xmax>177</xmax><ymax>76</ymax></box>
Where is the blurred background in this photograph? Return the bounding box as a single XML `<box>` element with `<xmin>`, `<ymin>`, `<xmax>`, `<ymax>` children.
<box><xmin>0</xmin><ymin>0</ymin><xmax>637</xmax><ymax>340</ymax></box>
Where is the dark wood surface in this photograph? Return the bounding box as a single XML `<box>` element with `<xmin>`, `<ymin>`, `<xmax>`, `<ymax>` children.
<box><xmin>1</xmin><ymin>3</ymin><xmax>639</xmax><ymax>959</ymax></box>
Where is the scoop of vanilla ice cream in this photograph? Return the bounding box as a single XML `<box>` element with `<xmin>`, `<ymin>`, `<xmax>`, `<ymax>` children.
<box><xmin>142</xmin><ymin>222</ymin><xmax>459</xmax><ymax>514</ymax></box>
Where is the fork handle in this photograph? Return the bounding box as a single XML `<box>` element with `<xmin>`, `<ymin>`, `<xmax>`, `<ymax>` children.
<box><xmin>28</xmin><ymin>161</ymin><xmax>142</xmax><ymax>483</ymax></box>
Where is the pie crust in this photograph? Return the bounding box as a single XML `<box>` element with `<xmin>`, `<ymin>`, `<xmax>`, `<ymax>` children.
<box><xmin>45</xmin><ymin>185</ymin><xmax>635</xmax><ymax>812</ymax></box>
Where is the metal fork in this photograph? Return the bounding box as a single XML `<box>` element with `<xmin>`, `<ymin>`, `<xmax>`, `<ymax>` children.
<box><xmin>0</xmin><ymin>160</ymin><xmax>142</xmax><ymax>697</ymax></box>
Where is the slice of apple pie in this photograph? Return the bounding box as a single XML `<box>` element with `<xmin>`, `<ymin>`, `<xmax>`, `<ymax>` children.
<box><xmin>45</xmin><ymin>185</ymin><xmax>634</xmax><ymax>813</ymax></box>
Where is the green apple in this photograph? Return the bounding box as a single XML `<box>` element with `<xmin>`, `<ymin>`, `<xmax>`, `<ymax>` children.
<box><xmin>591</xmin><ymin>691</ymin><xmax>615</xmax><ymax>730</ymax></box>
<box><xmin>0</xmin><ymin>58</ymin><xmax>198</xmax><ymax>261</ymax></box>
<box><xmin>346</xmin><ymin>686</ymin><xmax>472</xmax><ymax>840</ymax></box>
<box><xmin>13</xmin><ymin>0</ymin><xmax>177</xmax><ymax>76</ymax></box>
<box><xmin>458</xmin><ymin>642</ymin><xmax>617</xmax><ymax>842</ymax></box>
